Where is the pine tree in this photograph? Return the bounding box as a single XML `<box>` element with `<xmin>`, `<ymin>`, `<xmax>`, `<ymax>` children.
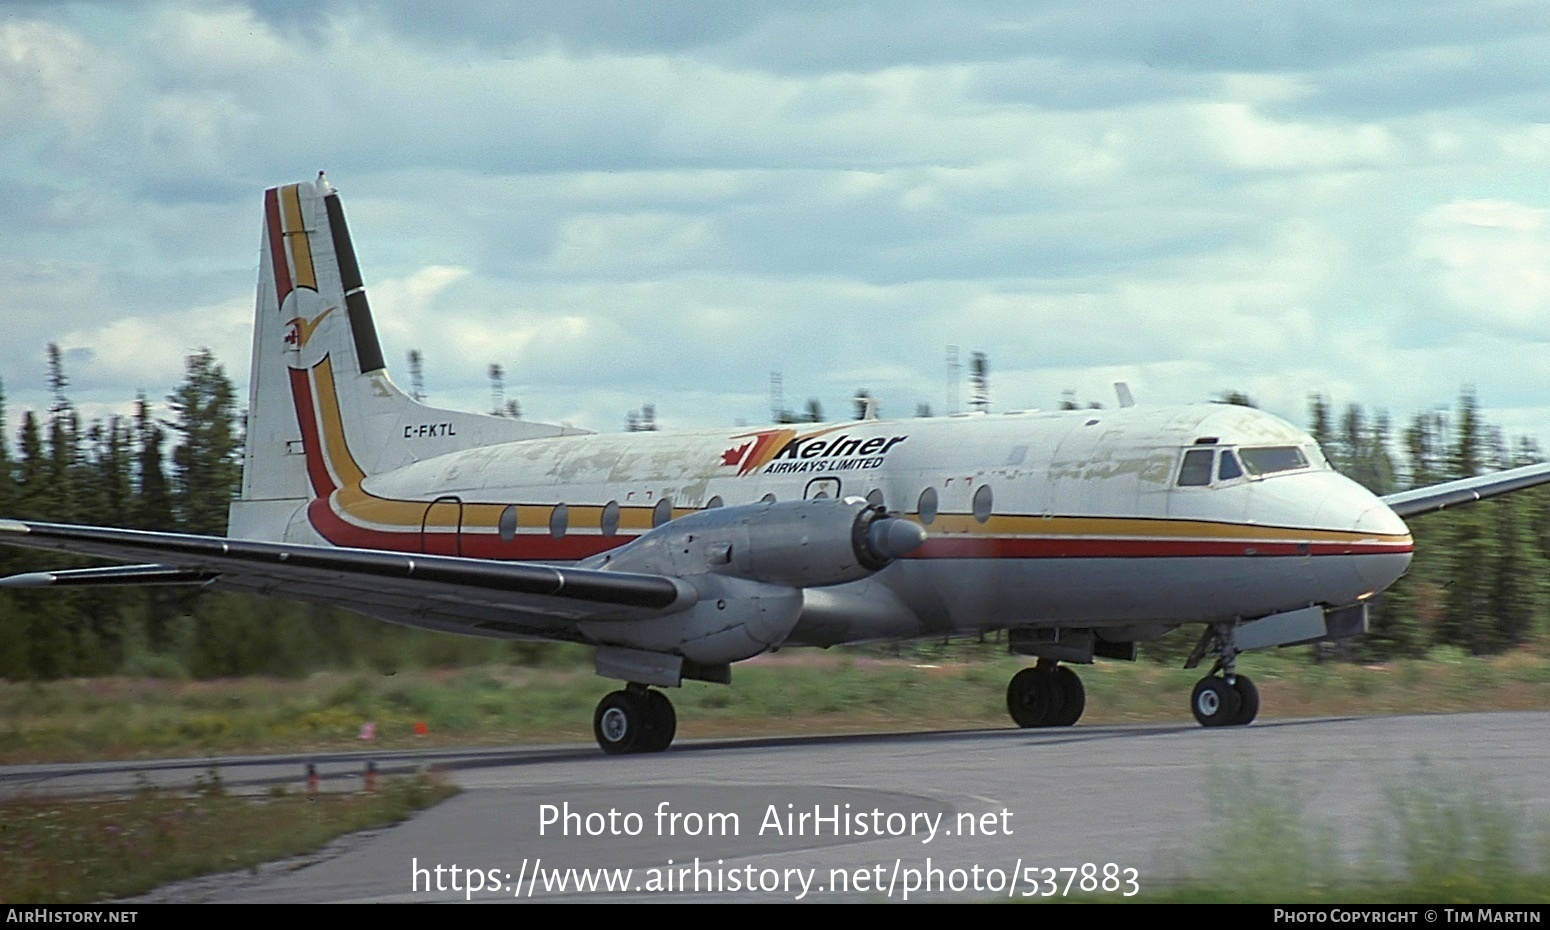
<box><xmin>16</xmin><ymin>411</ymin><xmax>47</xmax><ymax>520</ymax></box>
<box><xmin>1308</xmin><ymin>394</ymin><xmax>1333</xmax><ymax>456</ymax></box>
<box><xmin>134</xmin><ymin>395</ymin><xmax>174</xmax><ymax>531</ymax></box>
<box><xmin>0</xmin><ymin>378</ymin><xmax>14</xmax><ymax>517</ymax></box>
<box><xmin>165</xmin><ymin>350</ymin><xmax>242</xmax><ymax>535</ymax></box>
<box><xmin>969</xmin><ymin>353</ymin><xmax>989</xmax><ymax>413</ymax></box>
<box><xmin>1437</xmin><ymin>387</ymin><xmax>1493</xmax><ymax>653</ymax></box>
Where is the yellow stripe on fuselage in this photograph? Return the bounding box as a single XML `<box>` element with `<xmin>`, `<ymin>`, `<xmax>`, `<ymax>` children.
<box><xmin>920</xmin><ymin>513</ymin><xmax>1410</xmax><ymax>546</ymax></box>
<box><xmin>303</xmin><ymin>356</ymin><xmax>1410</xmax><ymax>548</ymax></box>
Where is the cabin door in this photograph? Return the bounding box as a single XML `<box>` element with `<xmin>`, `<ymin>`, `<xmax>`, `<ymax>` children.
<box><xmin>421</xmin><ymin>495</ymin><xmax>464</xmax><ymax>556</ymax></box>
<box><xmin>805</xmin><ymin>477</ymin><xmax>842</xmax><ymax>500</ymax></box>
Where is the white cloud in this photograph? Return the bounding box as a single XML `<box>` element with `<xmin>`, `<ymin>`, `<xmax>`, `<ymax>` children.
<box><xmin>1196</xmin><ymin>102</ymin><xmax>1401</xmax><ymax>171</ymax></box>
<box><xmin>56</xmin><ymin>297</ymin><xmax>253</xmax><ymax>392</ymax></box>
<box><xmin>1412</xmin><ymin>199</ymin><xmax>1550</xmax><ymax>337</ymax></box>
<box><xmin>0</xmin><ymin>17</ymin><xmax>126</xmax><ymax>138</ymax></box>
<box><xmin>151</xmin><ymin>4</ymin><xmax>295</xmax><ymax>75</ymax></box>
<box><xmin>2</xmin><ymin>0</ymin><xmax>1549</xmax><ymax>451</ymax></box>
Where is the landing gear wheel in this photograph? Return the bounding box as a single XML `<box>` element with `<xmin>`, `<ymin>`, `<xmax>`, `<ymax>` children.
<box><xmin>639</xmin><ymin>689</ymin><xmax>677</xmax><ymax>752</ymax></box>
<box><xmin>1007</xmin><ymin>667</ymin><xmax>1059</xmax><ymax>728</ymax></box>
<box><xmin>1229</xmin><ymin>675</ymin><xmax>1259</xmax><ymax>726</ymax></box>
<box><xmin>1049</xmin><ymin>665</ymin><xmax>1086</xmax><ymax>727</ymax></box>
<box><xmin>1190</xmin><ymin>677</ymin><xmax>1242</xmax><ymax>728</ymax></box>
<box><xmin>593</xmin><ymin>690</ymin><xmax>645</xmax><ymax>755</ymax></box>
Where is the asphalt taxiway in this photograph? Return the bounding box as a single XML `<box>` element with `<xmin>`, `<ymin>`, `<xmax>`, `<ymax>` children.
<box><xmin>10</xmin><ymin>712</ymin><xmax>1547</xmax><ymax>903</ymax></box>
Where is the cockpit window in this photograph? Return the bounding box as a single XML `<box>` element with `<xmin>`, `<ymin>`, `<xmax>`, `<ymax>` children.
<box><xmin>1218</xmin><ymin>450</ymin><xmax>1244</xmax><ymax>481</ymax></box>
<box><xmin>1238</xmin><ymin>445</ymin><xmax>1309</xmax><ymax>476</ymax></box>
<box><xmin>1177</xmin><ymin>448</ymin><xmax>1214</xmax><ymax>486</ymax></box>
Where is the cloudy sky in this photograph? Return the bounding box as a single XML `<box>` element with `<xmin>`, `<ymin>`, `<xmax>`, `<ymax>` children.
<box><xmin>4</xmin><ymin>1</ymin><xmax>1549</xmax><ymax>466</ymax></box>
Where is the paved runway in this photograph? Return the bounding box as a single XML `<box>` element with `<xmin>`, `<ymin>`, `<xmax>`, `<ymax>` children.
<box><xmin>90</xmin><ymin>710</ymin><xmax>1550</xmax><ymax>903</ymax></box>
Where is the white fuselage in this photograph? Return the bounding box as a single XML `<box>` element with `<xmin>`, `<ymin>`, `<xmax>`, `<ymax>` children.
<box><xmin>256</xmin><ymin>398</ymin><xmax>1413</xmax><ymax>647</ymax></box>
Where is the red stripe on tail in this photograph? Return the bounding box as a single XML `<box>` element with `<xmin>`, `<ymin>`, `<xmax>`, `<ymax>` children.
<box><xmin>265</xmin><ymin>187</ymin><xmax>293</xmax><ymax>306</ymax></box>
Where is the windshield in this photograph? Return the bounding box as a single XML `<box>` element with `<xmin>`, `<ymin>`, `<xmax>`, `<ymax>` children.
<box><xmin>1238</xmin><ymin>445</ymin><xmax>1309</xmax><ymax>476</ymax></box>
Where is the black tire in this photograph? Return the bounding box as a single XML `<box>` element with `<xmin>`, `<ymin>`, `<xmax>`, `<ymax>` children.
<box><xmin>1190</xmin><ymin>677</ymin><xmax>1241</xmax><ymax>728</ymax></box>
<box><xmin>593</xmin><ymin>690</ymin><xmax>644</xmax><ymax>754</ymax></box>
<box><xmin>640</xmin><ymin>690</ymin><xmax>677</xmax><ymax>752</ymax></box>
<box><xmin>1007</xmin><ymin>667</ymin><xmax>1061</xmax><ymax>728</ymax></box>
<box><xmin>1229</xmin><ymin>675</ymin><xmax>1259</xmax><ymax>726</ymax></box>
<box><xmin>1049</xmin><ymin>665</ymin><xmax>1086</xmax><ymax>727</ymax></box>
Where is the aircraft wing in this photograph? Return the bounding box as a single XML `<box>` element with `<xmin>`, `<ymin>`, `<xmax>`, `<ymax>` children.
<box><xmin>1380</xmin><ymin>461</ymin><xmax>1550</xmax><ymax>518</ymax></box>
<box><xmin>0</xmin><ymin>519</ymin><xmax>692</xmax><ymax>639</ymax></box>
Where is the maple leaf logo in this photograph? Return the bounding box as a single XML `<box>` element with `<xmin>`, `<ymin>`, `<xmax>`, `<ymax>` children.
<box><xmin>283</xmin><ymin>307</ymin><xmax>335</xmax><ymax>350</ymax></box>
<box><xmin>720</xmin><ymin>442</ymin><xmax>751</xmax><ymax>468</ymax></box>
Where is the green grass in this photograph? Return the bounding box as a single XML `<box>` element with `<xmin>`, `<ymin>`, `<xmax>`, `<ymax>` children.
<box><xmin>3</xmin><ymin>645</ymin><xmax>1550</xmax><ymax>763</ymax></box>
<box><xmin>0</xmin><ymin>773</ymin><xmax>457</xmax><ymax>904</ymax></box>
<box><xmin>1143</xmin><ymin>763</ymin><xmax>1550</xmax><ymax>903</ymax></box>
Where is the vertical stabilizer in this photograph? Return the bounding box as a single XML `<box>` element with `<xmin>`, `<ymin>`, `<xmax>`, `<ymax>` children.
<box><xmin>232</xmin><ymin>175</ymin><xmax>586</xmax><ymax>541</ymax></box>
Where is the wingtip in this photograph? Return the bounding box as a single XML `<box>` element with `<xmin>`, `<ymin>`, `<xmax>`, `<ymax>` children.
<box><xmin>0</xmin><ymin>571</ymin><xmax>54</xmax><ymax>588</ymax></box>
<box><xmin>0</xmin><ymin>519</ymin><xmax>30</xmax><ymax>535</ymax></box>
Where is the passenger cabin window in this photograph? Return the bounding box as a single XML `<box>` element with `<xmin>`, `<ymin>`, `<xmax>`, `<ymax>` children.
<box><xmin>1218</xmin><ymin>450</ymin><xmax>1244</xmax><ymax>482</ymax></box>
<box><xmin>917</xmin><ymin>486</ymin><xmax>939</xmax><ymax>524</ymax></box>
<box><xmin>1177</xmin><ymin>449</ymin><xmax>1214</xmax><ymax>487</ymax></box>
<box><xmin>972</xmin><ymin>484</ymin><xmax>993</xmax><ymax>523</ymax></box>
<box><xmin>1239</xmin><ymin>446</ymin><xmax>1309</xmax><ymax>476</ymax></box>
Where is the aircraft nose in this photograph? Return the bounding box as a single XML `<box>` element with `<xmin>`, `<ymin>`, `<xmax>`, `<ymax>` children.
<box><xmin>1356</xmin><ymin>500</ymin><xmax>1410</xmax><ymax>538</ymax></box>
<box><xmin>1351</xmin><ymin>498</ymin><xmax>1412</xmax><ymax>594</ymax></box>
<box><xmin>1313</xmin><ymin>476</ymin><xmax>1407</xmax><ymax>539</ymax></box>
<box><xmin>1298</xmin><ymin>474</ymin><xmax>1412</xmax><ymax>596</ymax></box>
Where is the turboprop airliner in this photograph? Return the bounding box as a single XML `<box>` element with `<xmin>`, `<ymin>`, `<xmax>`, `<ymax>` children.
<box><xmin>5</xmin><ymin>175</ymin><xmax>1550</xmax><ymax>754</ymax></box>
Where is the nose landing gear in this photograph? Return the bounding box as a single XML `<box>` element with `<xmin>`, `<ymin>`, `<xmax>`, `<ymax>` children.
<box><xmin>1186</xmin><ymin>623</ymin><xmax>1259</xmax><ymax>727</ymax></box>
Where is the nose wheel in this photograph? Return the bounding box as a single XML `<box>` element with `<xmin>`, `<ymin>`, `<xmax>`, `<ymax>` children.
<box><xmin>594</xmin><ymin>685</ymin><xmax>677</xmax><ymax>754</ymax></box>
<box><xmin>1185</xmin><ymin>623</ymin><xmax>1259</xmax><ymax>727</ymax></box>
<box><xmin>1190</xmin><ymin>673</ymin><xmax>1258</xmax><ymax>727</ymax></box>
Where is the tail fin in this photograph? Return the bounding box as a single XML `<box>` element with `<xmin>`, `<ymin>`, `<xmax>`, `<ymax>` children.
<box><xmin>231</xmin><ymin>174</ymin><xmax>584</xmax><ymax>540</ymax></box>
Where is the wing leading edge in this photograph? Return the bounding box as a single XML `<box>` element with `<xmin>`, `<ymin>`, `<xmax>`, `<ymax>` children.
<box><xmin>0</xmin><ymin>519</ymin><xmax>693</xmax><ymax>640</ymax></box>
<box><xmin>1380</xmin><ymin>461</ymin><xmax>1550</xmax><ymax>518</ymax></box>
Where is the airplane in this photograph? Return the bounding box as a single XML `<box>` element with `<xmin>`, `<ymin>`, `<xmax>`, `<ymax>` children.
<box><xmin>4</xmin><ymin>173</ymin><xmax>1550</xmax><ymax>755</ymax></box>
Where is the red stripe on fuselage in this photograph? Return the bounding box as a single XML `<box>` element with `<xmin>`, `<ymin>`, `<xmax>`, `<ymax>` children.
<box><xmin>300</xmin><ymin>502</ymin><xmax>640</xmax><ymax>559</ymax></box>
<box><xmin>906</xmin><ymin>536</ymin><xmax>1412</xmax><ymax>560</ymax></box>
<box><xmin>299</xmin><ymin>506</ymin><xmax>1410</xmax><ymax>563</ymax></box>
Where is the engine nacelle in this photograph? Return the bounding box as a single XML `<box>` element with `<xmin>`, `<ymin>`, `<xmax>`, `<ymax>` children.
<box><xmin>581</xmin><ymin>497</ymin><xmax>927</xmax><ymax>589</ymax></box>
<box><xmin>581</xmin><ymin>573</ymin><xmax>806</xmax><ymax>669</ymax></box>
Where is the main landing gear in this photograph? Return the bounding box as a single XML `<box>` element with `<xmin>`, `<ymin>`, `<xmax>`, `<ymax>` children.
<box><xmin>1186</xmin><ymin>623</ymin><xmax>1259</xmax><ymax>727</ymax></box>
<box><xmin>1006</xmin><ymin>660</ymin><xmax>1086</xmax><ymax>728</ymax></box>
<box><xmin>593</xmin><ymin>684</ymin><xmax>677</xmax><ymax>754</ymax></box>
